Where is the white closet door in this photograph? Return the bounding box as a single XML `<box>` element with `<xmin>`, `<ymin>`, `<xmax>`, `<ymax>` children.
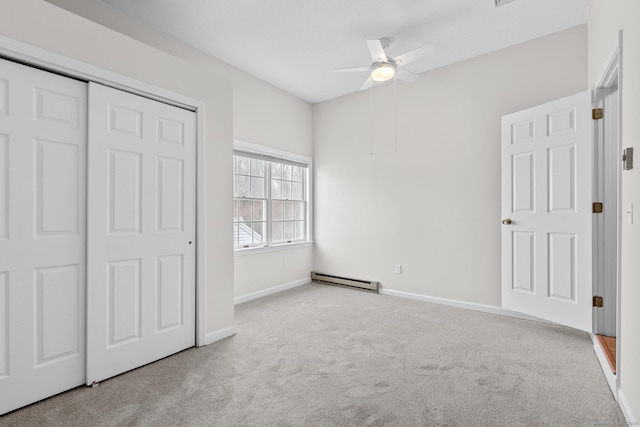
<box><xmin>0</xmin><ymin>59</ymin><xmax>87</xmax><ymax>414</ymax></box>
<box><xmin>86</xmin><ymin>83</ymin><xmax>196</xmax><ymax>384</ymax></box>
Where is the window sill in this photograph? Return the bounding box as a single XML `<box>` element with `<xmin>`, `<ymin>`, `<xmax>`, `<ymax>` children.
<box><xmin>234</xmin><ymin>241</ymin><xmax>313</xmax><ymax>257</ymax></box>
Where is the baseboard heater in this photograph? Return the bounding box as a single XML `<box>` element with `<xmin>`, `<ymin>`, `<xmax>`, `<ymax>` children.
<box><xmin>311</xmin><ymin>271</ymin><xmax>379</xmax><ymax>293</ymax></box>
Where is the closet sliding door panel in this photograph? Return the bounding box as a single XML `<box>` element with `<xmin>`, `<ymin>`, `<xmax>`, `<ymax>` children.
<box><xmin>86</xmin><ymin>83</ymin><xmax>196</xmax><ymax>384</ymax></box>
<box><xmin>0</xmin><ymin>58</ymin><xmax>87</xmax><ymax>415</ymax></box>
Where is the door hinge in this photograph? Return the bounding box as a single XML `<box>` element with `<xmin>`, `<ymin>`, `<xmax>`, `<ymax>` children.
<box><xmin>623</xmin><ymin>147</ymin><xmax>634</xmax><ymax>170</ymax></box>
<box><xmin>593</xmin><ymin>295</ymin><xmax>604</xmax><ymax>308</ymax></box>
<box><xmin>593</xmin><ymin>202</ymin><xmax>603</xmax><ymax>214</ymax></box>
<box><xmin>592</xmin><ymin>108</ymin><xmax>603</xmax><ymax>120</ymax></box>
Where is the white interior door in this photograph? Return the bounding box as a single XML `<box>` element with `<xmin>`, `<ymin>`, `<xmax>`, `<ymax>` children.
<box><xmin>501</xmin><ymin>91</ymin><xmax>592</xmax><ymax>332</ymax></box>
<box><xmin>86</xmin><ymin>83</ymin><xmax>196</xmax><ymax>384</ymax></box>
<box><xmin>0</xmin><ymin>59</ymin><xmax>87</xmax><ymax>414</ymax></box>
<box><xmin>594</xmin><ymin>81</ymin><xmax>620</xmax><ymax>337</ymax></box>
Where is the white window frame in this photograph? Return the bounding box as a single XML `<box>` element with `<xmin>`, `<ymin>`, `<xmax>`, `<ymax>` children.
<box><xmin>233</xmin><ymin>139</ymin><xmax>313</xmax><ymax>254</ymax></box>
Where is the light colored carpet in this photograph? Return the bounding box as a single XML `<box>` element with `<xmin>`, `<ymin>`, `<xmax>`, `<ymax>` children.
<box><xmin>0</xmin><ymin>283</ymin><xmax>626</xmax><ymax>426</ymax></box>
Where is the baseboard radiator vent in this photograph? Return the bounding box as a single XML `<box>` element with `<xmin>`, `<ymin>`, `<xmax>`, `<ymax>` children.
<box><xmin>311</xmin><ymin>271</ymin><xmax>379</xmax><ymax>293</ymax></box>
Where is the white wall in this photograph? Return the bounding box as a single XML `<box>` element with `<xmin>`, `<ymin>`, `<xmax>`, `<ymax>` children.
<box><xmin>234</xmin><ymin>247</ymin><xmax>312</xmax><ymax>298</ymax></box>
<box><xmin>313</xmin><ymin>26</ymin><xmax>587</xmax><ymax>306</ymax></box>
<box><xmin>0</xmin><ymin>0</ymin><xmax>233</xmax><ymax>335</ymax></box>
<box><xmin>43</xmin><ymin>0</ymin><xmax>315</xmax><ymax>301</ymax></box>
<box><xmin>588</xmin><ymin>0</ymin><xmax>640</xmax><ymax>421</ymax></box>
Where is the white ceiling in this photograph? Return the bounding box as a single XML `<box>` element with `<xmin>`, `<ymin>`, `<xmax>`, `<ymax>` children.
<box><xmin>100</xmin><ymin>0</ymin><xmax>593</xmax><ymax>104</ymax></box>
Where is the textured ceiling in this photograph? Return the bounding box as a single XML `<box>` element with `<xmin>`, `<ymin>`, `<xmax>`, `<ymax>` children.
<box><xmin>99</xmin><ymin>0</ymin><xmax>593</xmax><ymax>104</ymax></box>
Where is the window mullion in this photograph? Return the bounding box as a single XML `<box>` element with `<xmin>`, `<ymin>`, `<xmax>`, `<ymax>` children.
<box><xmin>265</xmin><ymin>160</ymin><xmax>272</xmax><ymax>246</ymax></box>
<box><xmin>302</xmin><ymin>170</ymin><xmax>307</xmax><ymax>241</ymax></box>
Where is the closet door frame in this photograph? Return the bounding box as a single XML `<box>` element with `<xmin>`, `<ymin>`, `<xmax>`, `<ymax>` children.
<box><xmin>0</xmin><ymin>34</ymin><xmax>208</xmax><ymax>347</ymax></box>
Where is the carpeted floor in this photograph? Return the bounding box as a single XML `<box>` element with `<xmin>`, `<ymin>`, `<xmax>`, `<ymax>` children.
<box><xmin>0</xmin><ymin>283</ymin><xmax>626</xmax><ymax>426</ymax></box>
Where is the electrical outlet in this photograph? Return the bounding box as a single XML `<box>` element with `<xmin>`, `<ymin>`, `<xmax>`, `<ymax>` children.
<box><xmin>395</xmin><ymin>264</ymin><xmax>402</xmax><ymax>274</ymax></box>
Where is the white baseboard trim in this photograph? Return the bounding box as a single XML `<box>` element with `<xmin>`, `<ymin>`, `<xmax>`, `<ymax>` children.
<box><xmin>379</xmin><ymin>288</ymin><xmax>548</xmax><ymax>324</ymax></box>
<box><xmin>203</xmin><ymin>325</ymin><xmax>237</xmax><ymax>346</ymax></box>
<box><xmin>618</xmin><ymin>388</ymin><xmax>637</xmax><ymax>425</ymax></box>
<box><xmin>235</xmin><ymin>278</ymin><xmax>310</xmax><ymax>305</ymax></box>
<box><xmin>590</xmin><ymin>333</ymin><xmax>617</xmax><ymax>397</ymax></box>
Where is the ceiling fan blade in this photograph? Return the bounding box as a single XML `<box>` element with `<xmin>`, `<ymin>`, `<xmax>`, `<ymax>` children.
<box><xmin>396</xmin><ymin>68</ymin><xmax>420</xmax><ymax>82</ymax></box>
<box><xmin>359</xmin><ymin>76</ymin><xmax>374</xmax><ymax>91</ymax></box>
<box><xmin>366</xmin><ymin>39</ymin><xmax>388</xmax><ymax>63</ymax></box>
<box><xmin>332</xmin><ymin>66</ymin><xmax>372</xmax><ymax>73</ymax></box>
<box><xmin>393</xmin><ymin>43</ymin><xmax>434</xmax><ymax>66</ymax></box>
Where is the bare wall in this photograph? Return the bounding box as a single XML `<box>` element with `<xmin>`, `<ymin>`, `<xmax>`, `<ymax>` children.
<box><xmin>313</xmin><ymin>25</ymin><xmax>587</xmax><ymax>306</ymax></box>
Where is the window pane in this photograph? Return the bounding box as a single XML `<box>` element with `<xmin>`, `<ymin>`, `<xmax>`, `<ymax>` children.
<box><xmin>237</xmin><ymin>228</ymin><xmax>252</xmax><ymax>246</ymax></box>
<box><xmin>272</xmin><ymin>221</ymin><xmax>283</xmax><ymax>243</ymax></box>
<box><xmin>272</xmin><ymin>201</ymin><xmax>283</xmax><ymax>221</ymax></box>
<box><xmin>295</xmin><ymin>221</ymin><xmax>305</xmax><ymax>240</ymax></box>
<box><xmin>251</xmin><ymin>222</ymin><xmax>264</xmax><ymax>244</ymax></box>
<box><xmin>283</xmin><ymin>164</ymin><xmax>292</xmax><ymax>180</ymax></box>
<box><xmin>253</xmin><ymin>201</ymin><xmax>264</xmax><ymax>221</ymax></box>
<box><xmin>251</xmin><ymin>177</ymin><xmax>264</xmax><ymax>198</ymax></box>
<box><xmin>284</xmin><ymin>221</ymin><xmax>293</xmax><ymax>241</ymax></box>
<box><xmin>233</xmin><ymin>200</ymin><xmax>238</xmax><ymax>220</ymax></box>
<box><xmin>291</xmin><ymin>182</ymin><xmax>303</xmax><ymax>200</ymax></box>
<box><xmin>281</xmin><ymin>181</ymin><xmax>291</xmax><ymax>200</ymax></box>
<box><xmin>233</xmin><ymin>156</ymin><xmax>237</xmax><ymax>174</ymax></box>
<box><xmin>233</xmin><ymin>223</ymin><xmax>239</xmax><ymax>247</ymax></box>
<box><xmin>238</xmin><ymin>156</ymin><xmax>250</xmax><ymax>175</ymax></box>
<box><xmin>251</xmin><ymin>159</ymin><xmax>264</xmax><ymax>177</ymax></box>
<box><xmin>291</xmin><ymin>166</ymin><xmax>302</xmax><ymax>182</ymax></box>
<box><xmin>284</xmin><ymin>201</ymin><xmax>293</xmax><ymax>220</ymax></box>
<box><xmin>271</xmin><ymin>179</ymin><xmax>282</xmax><ymax>199</ymax></box>
<box><xmin>271</xmin><ymin>162</ymin><xmax>282</xmax><ymax>179</ymax></box>
<box><xmin>293</xmin><ymin>202</ymin><xmax>304</xmax><ymax>220</ymax></box>
<box><xmin>238</xmin><ymin>200</ymin><xmax>252</xmax><ymax>221</ymax></box>
<box><xmin>236</xmin><ymin>175</ymin><xmax>250</xmax><ymax>198</ymax></box>
<box><xmin>236</xmin><ymin>216</ymin><xmax>253</xmax><ymax>247</ymax></box>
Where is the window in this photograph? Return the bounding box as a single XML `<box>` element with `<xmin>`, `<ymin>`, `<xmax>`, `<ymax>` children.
<box><xmin>233</xmin><ymin>143</ymin><xmax>310</xmax><ymax>249</ymax></box>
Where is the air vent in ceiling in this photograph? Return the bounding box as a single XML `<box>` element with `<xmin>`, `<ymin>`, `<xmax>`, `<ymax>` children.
<box><xmin>494</xmin><ymin>0</ymin><xmax>516</xmax><ymax>7</ymax></box>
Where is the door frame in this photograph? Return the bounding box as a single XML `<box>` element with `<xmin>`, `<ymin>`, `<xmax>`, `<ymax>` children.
<box><xmin>0</xmin><ymin>34</ymin><xmax>208</xmax><ymax>347</ymax></box>
<box><xmin>592</xmin><ymin>30</ymin><xmax>623</xmax><ymax>396</ymax></box>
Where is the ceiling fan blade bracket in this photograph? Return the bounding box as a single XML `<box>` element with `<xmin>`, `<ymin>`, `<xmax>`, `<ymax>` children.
<box><xmin>366</xmin><ymin>39</ymin><xmax>388</xmax><ymax>63</ymax></box>
<box><xmin>393</xmin><ymin>43</ymin><xmax>434</xmax><ymax>67</ymax></box>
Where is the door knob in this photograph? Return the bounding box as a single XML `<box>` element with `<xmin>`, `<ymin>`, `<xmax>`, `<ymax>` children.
<box><xmin>502</xmin><ymin>218</ymin><xmax>512</xmax><ymax>225</ymax></box>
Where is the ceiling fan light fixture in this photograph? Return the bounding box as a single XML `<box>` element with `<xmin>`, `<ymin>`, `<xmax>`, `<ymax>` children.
<box><xmin>371</xmin><ymin>63</ymin><xmax>396</xmax><ymax>82</ymax></box>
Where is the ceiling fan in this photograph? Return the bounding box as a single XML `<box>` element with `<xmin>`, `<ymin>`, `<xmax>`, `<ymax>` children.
<box><xmin>333</xmin><ymin>38</ymin><xmax>434</xmax><ymax>90</ymax></box>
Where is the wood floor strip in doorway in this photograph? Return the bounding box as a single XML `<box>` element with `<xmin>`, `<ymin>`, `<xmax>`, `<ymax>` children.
<box><xmin>595</xmin><ymin>334</ymin><xmax>616</xmax><ymax>374</ymax></box>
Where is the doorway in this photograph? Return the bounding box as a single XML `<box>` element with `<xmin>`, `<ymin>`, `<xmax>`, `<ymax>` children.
<box><xmin>592</xmin><ymin>39</ymin><xmax>621</xmax><ymax>393</ymax></box>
